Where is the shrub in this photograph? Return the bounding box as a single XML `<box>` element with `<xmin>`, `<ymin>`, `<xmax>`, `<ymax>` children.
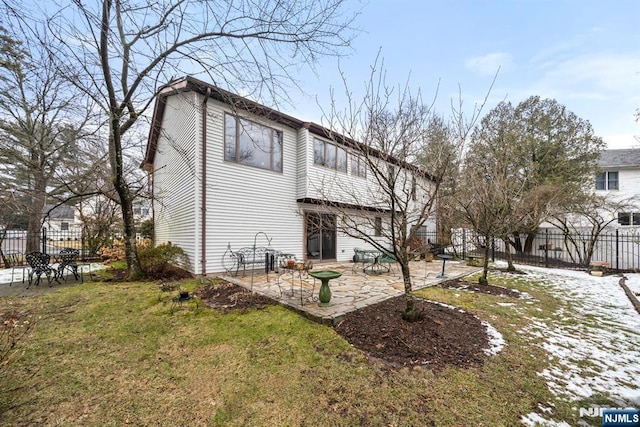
<box><xmin>138</xmin><ymin>243</ymin><xmax>191</xmax><ymax>279</ymax></box>
<box><xmin>99</xmin><ymin>238</ymin><xmax>152</xmax><ymax>263</ymax></box>
<box><xmin>140</xmin><ymin>219</ymin><xmax>154</xmax><ymax>240</ymax></box>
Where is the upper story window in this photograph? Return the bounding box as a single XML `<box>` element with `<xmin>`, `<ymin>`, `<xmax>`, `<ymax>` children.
<box><xmin>618</xmin><ymin>212</ymin><xmax>640</xmax><ymax>226</ymax></box>
<box><xmin>595</xmin><ymin>171</ymin><xmax>618</xmax><ymax>190</ymax></box>
<box><xmin>314</xmin><ymin>138</ymin><xmax>346</xmax><ymax>172</ymax></box>
<box><xmin>350</xmin><ymin>154</ymin><xmax>367</xmax><ymax>178</ymax></box>
<box><xmin>224</xmin><ymin>113</ymin><xmax>283</xmax><ymax>172</ymax></box>
<box><xmin>374</xmin><ymin>216</ymin><xmax>382</xmax><ymax>236</ymax></box>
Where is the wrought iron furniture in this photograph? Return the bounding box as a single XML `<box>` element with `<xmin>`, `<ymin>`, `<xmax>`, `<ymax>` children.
<box><xmin>352</xmin><ymin>248</ymin><xmax>377</xmax><ymax>273</ymax></box>
<box><xmin>5</xmin><ymin>252</ymin><xmax>29</xmax><ymax>286</ymax></box>
<box><xmin>57</xmin><ymin>248</ymin><xmax>80</xmax><ymax>282</ymax></box>
<box><xmin>229</xmin><ymin>247</ymin><xmax>280</xmax><ymax>277</ymax></box>
<box><xmin>25</xmin><ymin>251</ymin><xmax>56</xmax><ymax>288</ymax></box>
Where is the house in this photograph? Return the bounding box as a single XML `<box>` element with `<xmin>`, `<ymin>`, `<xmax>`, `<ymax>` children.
<box><xmin>141</xmin><ymin>77</ymin><xmax>436</xmax><ymax>275</ymax></box>
<box><xmin>595</xmin><ymin>148</ymin><xmax>640</xmax><ymax>227</ymax></box>
<box><xmin>42</xmin><ymin>204</ymin><xmax>80</xmax><ymax>233</ymax></box>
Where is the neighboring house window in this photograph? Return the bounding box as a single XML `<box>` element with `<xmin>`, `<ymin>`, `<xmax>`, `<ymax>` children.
<box><xmin>224</xmin><ymin>113</ymin><xmax>283</xmax><ymax>172</ymax></box>
<box><xmin>314</xmin><ymin>138</ymin><xmax>346</xmax><ymax>172</ymax></box>
<box><xmin>374</xmin><ymin>217</ymin><xmax>382</xmax><ymax>237</ymax></box>
<box><xmin>618</xmin><ymin>212</ymin><xmax>640</xmax><ymax>226</ymax></box>
<box><xmin>350</xmin><ymin>154</ymin><xmax>366</xmax><ymax>178</ymax></box>
<box><xmin>596</xmin><ymin>171</ymin><xmax>618</xmax><ymax>190</ymax></box>
<box><xmin>61</xmin><ymin>222</ymin><xmax>69</xmax><ymax>231</ymax></box>
<box><xmin>133</xmin><ymin>205</ymin><xmax>150</xmax><ymax>216</ymax></box>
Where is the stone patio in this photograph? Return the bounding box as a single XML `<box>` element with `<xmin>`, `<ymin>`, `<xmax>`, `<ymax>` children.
<box><xmin>221</xmin><ymin>259</ymin><xmax>481</xmax><ymax>325</ymax></box>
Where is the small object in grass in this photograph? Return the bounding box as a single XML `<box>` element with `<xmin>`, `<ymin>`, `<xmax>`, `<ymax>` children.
<box><xmin>179</xmin><ymin>291</ymin><xmax>190</xmax><ymax>299</ymax></box>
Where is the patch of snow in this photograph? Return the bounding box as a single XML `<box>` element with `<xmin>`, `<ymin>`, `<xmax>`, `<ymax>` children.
<box><xmin>521</xmin><ymin>412</ymin><xmax>571</xmax><ymax>427</ymax></box>
<box><xmin>504</xmin><ymin>264</ymin><xmax>640</xmax><ymax>424</ymax></box>
<box><xmin>0</xmin><ymin>263</ymin><xmax>106</xmax><ymax>285</ymax></box>
<box><xmin>482</xmin><ymin>320</ymin><xmax>505</xmax><ymax>356</ymax></box>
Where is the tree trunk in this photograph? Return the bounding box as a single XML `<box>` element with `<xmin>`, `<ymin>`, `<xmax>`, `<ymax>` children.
<box><xmin>479</xmin><ymin>242</ymin><xmax>490</xmax><ymax>285</ymax></box>
<box><xmin>110</xmin><ymin>129</ymin><xmax>144</xmax><ymax>280</ymax></box>
<box><xmin>26</xmin><ymin>174</ymin><xmax>47</xmax><ymax>253</ymax></box>
<box><xmin>524</xmin><ymin>232</ymin><xmax>535</xmax><ymax>253</ymax></box>
<box><xmin>503</xmin><ymin>238</ymin><xmax>515</xmax><ymax>271</ymax></box>
<box><xmin>399</xmin><ymin>258</ymin><xmax>422</xmax><ymax>322</ymax></box>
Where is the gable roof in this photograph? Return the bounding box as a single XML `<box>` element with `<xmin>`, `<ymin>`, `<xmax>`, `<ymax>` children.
<box><xmin>598</xmin><ymin>149</ymin><xmax>640</xmax><ymax>169</ymax></box>
<box><xmin>43</xmin><ymin>204</ymin><xmax>75</xmax><ymax>220</ymax></box>
<box><xmin>142</xmin><ymin>76</ymin><xmax>435</xmax><ymax>181</ymax></box>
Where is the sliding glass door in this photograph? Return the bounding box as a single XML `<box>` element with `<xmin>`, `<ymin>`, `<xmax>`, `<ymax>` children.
<box><xmin>305</xmin><ymin>212</ymin><xmax>336</xmax><ymax>261</ymax></box>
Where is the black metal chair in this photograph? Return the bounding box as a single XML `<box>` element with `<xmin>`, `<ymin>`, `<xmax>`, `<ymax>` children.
<box><xmin>25</xmin><ymin>251</ymin><xmax>55</xmax><ymax>288</ymax></box>
<box><xmin>5</xmin><ymin>252</ymin><xmax>29</xmax><ymax>286</ymax></box>
<box><xmin>57</xmin><ymin>248</ymin><xmax>80</xmax><ymax>282</ymax></box>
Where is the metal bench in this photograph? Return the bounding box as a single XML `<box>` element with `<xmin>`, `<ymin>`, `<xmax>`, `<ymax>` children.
<box><xmin>230</xmin><ymin>247</ymin><xmax>281</xmax><ymax>276</ymax></box>
<box><xmin>352</xmin><ymin>248</ymin><xmax>376</xmax><ymax>273</ymax></box>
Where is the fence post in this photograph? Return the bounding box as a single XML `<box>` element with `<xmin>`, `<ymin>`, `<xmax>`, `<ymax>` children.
<box><xmin>544</xmin><ymin>229</ymin><xmax>549</xmax><ymax>268</ymax></box>
<box><xmin>41</xmin><ymin>228</ymin><xmax>47</xmax><ymax>254</ymax></box>
<box><xmin>462</xmin><ymin>229</ymin><xmax>466</xmax><ymax>259</ymax></box>
<box><xmin>615</xmin><ymin>229</ymin><xmax>620</xmax><ymax>271</ymax></box>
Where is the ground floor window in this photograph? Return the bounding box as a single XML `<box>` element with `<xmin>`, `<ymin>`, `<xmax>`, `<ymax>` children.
<box><xmin>617</xmin><ymin>212</ymin><xmax>640</xmax><ymax>226</ymax></box>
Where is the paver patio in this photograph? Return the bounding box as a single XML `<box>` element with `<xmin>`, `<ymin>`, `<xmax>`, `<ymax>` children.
<box><xmin>222</xmin><ymin>259</ymin><xmax>481</xmax><ymax>324</ymax></box>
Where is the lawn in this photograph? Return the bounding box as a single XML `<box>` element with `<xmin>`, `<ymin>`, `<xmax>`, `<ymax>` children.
<box><xmin>0</xmin><ymin>268</ymin><xmax>630</xmax><ymax>426</ymax></box>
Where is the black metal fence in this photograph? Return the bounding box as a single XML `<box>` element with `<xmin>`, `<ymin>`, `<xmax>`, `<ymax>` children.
<box><xmin>418</xmin><ymin>227</ymin><xmax>640</xmax><ymax>272</ymax></box>
<box><xmin>1</xmin><ymin>228</ymin><xmax>106</xmax><ymax>264</ymax></box>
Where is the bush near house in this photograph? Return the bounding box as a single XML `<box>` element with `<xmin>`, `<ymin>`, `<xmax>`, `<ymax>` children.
<box><xmin>138</xmin><ymin>243</ymin><xmax>191</xmax><ymax>279</ymax></box>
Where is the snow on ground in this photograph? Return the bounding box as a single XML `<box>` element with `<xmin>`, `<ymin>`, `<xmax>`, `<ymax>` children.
<box><xmin>502</xmin><ymin>264</ymin><xmax>640</xmax><ymax>425</ymax></box>
<box><xmin>0</xmin><ymin>263</ymin><xmax>105</xmax><ymax>285</ymax></box>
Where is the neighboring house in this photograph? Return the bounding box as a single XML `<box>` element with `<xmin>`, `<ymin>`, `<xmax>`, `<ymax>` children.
<box><xmin>595</xmin><ymin>148</ymin><xmax>640</xmax><ymax>227</ymax></box>
<box><xmin>42</xmin><ymin>204</ymin><xmax>80</xmax><ymax>233</ymax></box>
<box><xmin>142</xmin><ymin>76</ymin><xmax>435</xmax><ymax>275</ymax></box>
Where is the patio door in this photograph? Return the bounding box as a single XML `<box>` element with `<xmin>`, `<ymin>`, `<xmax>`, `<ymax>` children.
<box><xmin>305</xmin><ymin>212</ymin><xmax>336</xmax><ymax>261</ymax></box>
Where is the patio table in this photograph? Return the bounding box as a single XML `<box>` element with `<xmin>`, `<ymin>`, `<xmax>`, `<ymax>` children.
<box><xmin>437</xmin><ymin>253</ymin><xmax>454</xmax><ymax>278</ymax></box>
<box><xmin>362</xmin><ymin>249</ymin><xmax>392</xmax><ymax>275</ymax></box>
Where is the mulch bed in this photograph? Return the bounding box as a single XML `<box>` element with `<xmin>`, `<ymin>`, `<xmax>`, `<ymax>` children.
<box><xmin>334</xmin><ymin>296</ymin><xmax>490</xmax><ymax>370</ymax></box>
<box><xmin>195</xmin><ymin>279</ymin><xmax>496</xmax><ymax>370</ymax></box>
<box><xmin>196</xmin><ymin>280</ymin><xmax>277</xmax><ymax>312</ymax></box>
<box><xmin>438</xmin><ymin>278</ymin><xmax>523</xmax><ymax>298</ymax></box>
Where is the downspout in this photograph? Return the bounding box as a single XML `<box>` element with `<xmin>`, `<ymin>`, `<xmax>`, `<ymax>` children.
<box><xmin>201</xmin><ymin>88</ymin><xmax>211</xmax><ymax>276</ymax></box>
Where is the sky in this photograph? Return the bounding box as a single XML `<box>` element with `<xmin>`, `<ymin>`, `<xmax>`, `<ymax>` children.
<box><xmin>286</xmin><ymin>0</ymin><xmax>640</xmax><ymax>149</ymax></box>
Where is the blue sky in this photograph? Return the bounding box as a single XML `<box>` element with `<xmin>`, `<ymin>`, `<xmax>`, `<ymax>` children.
<box><xmin>287</xmin><ymin>0</ymin><xmax>640</xmax><ymax>149</ymax></box>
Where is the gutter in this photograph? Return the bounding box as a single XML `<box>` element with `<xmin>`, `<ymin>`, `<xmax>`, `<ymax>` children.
<box><xmin>201</xmin><ymin>88</ymin><xmax>211</xmax><ymax>276</ymax></box>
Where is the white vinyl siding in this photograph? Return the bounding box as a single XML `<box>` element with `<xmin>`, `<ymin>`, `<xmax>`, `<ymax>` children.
<box><xmin>152</xmin><ymin>93</ymin><xmax>199</xmax><ymax>271</ymax></box>
<box><xmin>202</xmin><ymin>98</ymin><xmax>303</xmax><ymax>273</ymax></box>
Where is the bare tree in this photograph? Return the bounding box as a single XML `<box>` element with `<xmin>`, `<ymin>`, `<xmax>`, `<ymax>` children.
<box><xmin>10</xmin><ymin>0</ymin><xmax>357</xmax><ymax>279</ymax></box>
<box><xmin>0</xmin><ymin>28</ymin><xmax>96</xmax><ymax>252</ymax></box>
<box><xmin>316</xmin><ymin>62</ymin><xmax>482</xmax><ymax>320</ymax></box>
<box><xmin>547</xmin><ymin>192</ymin><xmax>639</xmax><ymax>267</ymax></box>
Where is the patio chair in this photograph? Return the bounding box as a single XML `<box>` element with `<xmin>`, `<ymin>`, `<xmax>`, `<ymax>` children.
<box><xmin>57</xmin><ymin>248</ymin><xmax>80</xmax><ymax>282</ymax></box>
<box><xmin>25</xmin><ymin>251</ymin><xmax>56</xmax><ymax>288</ymax></box>
<box><xmin>5</xmin><ymin>252</ymin><xmax>29</xmax><ymax>286</ymax></box>
<box><xmin>378</xmin><ymin>251</ymin><xmax>398</xmax><ymax>274</ymax></box>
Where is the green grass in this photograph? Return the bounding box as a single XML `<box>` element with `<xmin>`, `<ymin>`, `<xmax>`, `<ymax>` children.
<box><xmin>0</xmin><ymin>272</ymin><xmax>595</xmax><ymax>426</ymax></box>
